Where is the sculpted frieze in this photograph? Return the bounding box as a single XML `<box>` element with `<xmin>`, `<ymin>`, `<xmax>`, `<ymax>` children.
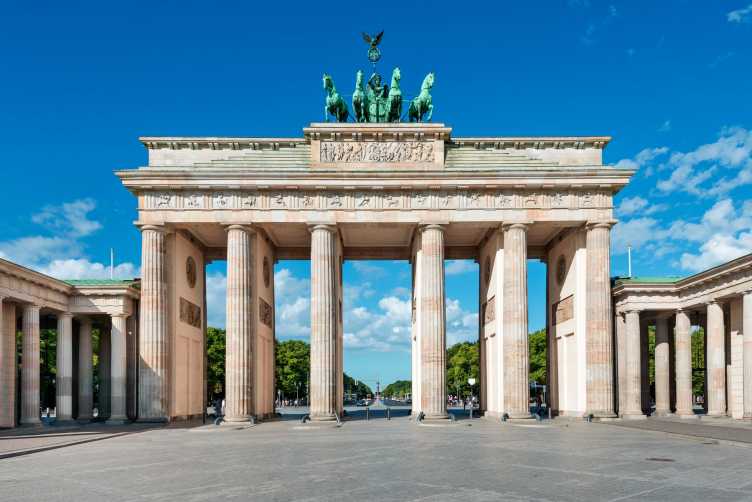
<box><xmin>143</xmin><ymin>188</ymin><xmax>611</xmax><ymax>211</ymax></box>
<box><xmin>320</xmin><ymin>141</ymin><xmax>435</xmax><ymax>163</ymax></box>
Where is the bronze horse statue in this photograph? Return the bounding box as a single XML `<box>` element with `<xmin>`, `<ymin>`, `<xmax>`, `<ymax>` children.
<box><xmin>323</xmin><ymin>74</ymin><xmax>349</xmax><ymax>122</ymax></box>
<box><xmin>408</xmin><ymin>72</ymin><xmax>434</xmax><ymax>122</ymax></box>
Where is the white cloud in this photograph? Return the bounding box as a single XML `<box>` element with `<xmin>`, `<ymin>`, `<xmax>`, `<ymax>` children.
<box><xmin>615</xmin><ymin>196</ymin><xmax>667</xmax><ymax>217</ymax></box>
<box><xmin>445</xmin><ymin>260</ymin><xmax>478</xmax><ymax>276</ymax></box>
<box><xmin>614</xmin><ymin>146</ymin><xmax>668</xmax><ymax>175</ymax></box>
<box><xmin>679</xmin><ymin>232</ymin><xmax>752</xmax><ymax>272</ymax></box>
<box><xmin>0</xmin><ymin>199</ymin><xmax>138</xmax><ymax>282</ymax></box>
<box><xmin>31</xmin><ymin>198</ymin><xmax>102</xmax><ymax>238</ymax></box>
<box><xmin>728</xmin><ymin>4</ymin><xmax>752</xmax><ymax>23</ymax></box>
<box><xmin>205</xmin><ymin>272</ymin><xmax>227</xmax><ymax>329</ymax></box>
<box><xmin>658</xmin><ymin>120</ymin><xmax>671</xmax><ymax>133</ymax></box>
<box><xmin>38</xmin><ymin>259</ymin><xmax>138</xmax><ymax>280</ymax></box>
<box><xmin>656</xmin><ymin>127</ymin><xmax>752</xmax><ymax>195</ymax></box>
<box><xmin>352</xmin><ymin>262</ymin><xmax>386</xmax><ymax>277</ymax></box>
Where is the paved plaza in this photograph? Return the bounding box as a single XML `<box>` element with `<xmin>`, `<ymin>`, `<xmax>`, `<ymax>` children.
<box><xmin>3</xmin><ymin>413</ymin><xmax>752</xmax><ymax>501</ymax></box>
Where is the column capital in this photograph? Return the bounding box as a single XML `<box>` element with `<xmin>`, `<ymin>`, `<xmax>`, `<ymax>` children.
<box><xmin>585</xmin><ymin>220</ymin><xmax>618</xmax><ymax>230</ymax></box>
<box><xmin>706</xmin><ymin>299</ymin><xmax>722</xmax><ymax>307</ymax></box>
<box><xmin>78</xmin><ymin>316</ymin><xmax>92</xmax><ymax>326</ymax></box>
<box><xmin>225</xmin><ymin>224</ymin><xmax>255</xmax><ymax>234</ymax></box>
<box><xmin>23</xmin><ymin>304</ymin><xmax>41</xmax><ymax>313</ymax></box>
<box><xmin>59</xmin><ymin>312</ymin><xmax>74</xmax><ymax>319</ymax></box>
<box><xmin>501</xmin><ymin>221</ymin><xmax>532</xmax><ymax>232</ymax></box>
<box><xmin>138</xmin><ymin>224</ymin><xmax>166</xmax><ymax>233</ymax></box>
<box><xmin>308</xmin><ymin>223</ymin><xmax>337</xmax><ymax>234</ymax></box>
<box><xmin>419</xmin><ymin>223</ymin><xmax>445</xmax><ymax>233</ymax></box>
<box><xmin>110</xmin><ymin>312</ymin><xmax>129</xmax><ymax>320</ymax></box>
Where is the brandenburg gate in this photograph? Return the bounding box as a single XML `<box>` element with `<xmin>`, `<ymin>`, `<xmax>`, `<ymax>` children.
<box><xmin>116</xmin><ymin>121</ymin><xmax>633</xmax><ymax>422</ymax></box>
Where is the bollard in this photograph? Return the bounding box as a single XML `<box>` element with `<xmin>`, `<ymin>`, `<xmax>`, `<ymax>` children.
<box><xmin>548</xmin><ymin>407</ymin><xmax>552</xmax><ymax>420</ymax></box>
<box><xmin>366</xmin><ymin>406</ymin><xmax>369</xmax><ymax>421</ymax></box>
<box><xmin>387</xmin><ymin>407</ymin><xmax>391</xmax><ymax>420</ymax></box>
<box><xmin>468</xmin><ymin>406</ymin><xmax>473</xmax><ymax>420</ymax></box>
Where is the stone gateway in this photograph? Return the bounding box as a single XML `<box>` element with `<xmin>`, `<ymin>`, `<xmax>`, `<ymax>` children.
<box><xmin>116</xmin><ymin>122</ymin><xmax>632</xmax><ymax>422</ymax></box>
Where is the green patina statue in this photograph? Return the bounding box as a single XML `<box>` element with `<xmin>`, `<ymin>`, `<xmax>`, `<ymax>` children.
<box><xmin>323</xmin><ymin>74</ymin><xmax>349</xmax><ymax>123</ymax></box>
<box><xmin>352</xmin><ymin>70</ymin><xmax>367</xmax><ymax>123</ymax></box>
<box><xmin>322</xmin><ymin>32</ymin><xmax>436</xmax><ymax>123</ymax></box>
<box><xmin>408</xmin><ymin>72</ymin><xmax>434</xmax><ymax>123</ymax></box>
<box><xmin>386</xmin><ymin>67</ymin><xmax>402</xmax><ymax>123</ymax></box>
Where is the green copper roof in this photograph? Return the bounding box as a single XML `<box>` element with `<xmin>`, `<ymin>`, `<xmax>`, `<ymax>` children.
<box><xmin>613</xmin><ymin>276</ymin><xmax>684</xmax><ymax>285</ymax></box>
<box><xmin>64</xmin><ymin>279</ymin><xmax>138</xmax><ymax>287</ymax></box>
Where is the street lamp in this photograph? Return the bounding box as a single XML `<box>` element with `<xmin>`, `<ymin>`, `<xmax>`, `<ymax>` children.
<box><xmin>468</xmin><ymin>378</ymin><xmax>476</xmax><ymax>419</ymax></box>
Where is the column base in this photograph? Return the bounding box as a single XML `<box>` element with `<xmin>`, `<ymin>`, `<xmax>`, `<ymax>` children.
<box><xmin>309</xmin><ymin>414</ymin><xmax>337</xmax><ymax>422</ymax></box>
<box><xmin>742</xmin><ymin>413</ymin><xmax>752</xmax><ymax>421</ymax></box>
<box><xmin>19</xmin><ymin>419</ymin><xmax>43</xmax><ymax>427</ymax></box>
<box><xmin>587</xmin><ymin>411</ymin><xmax>618</xmax><ymax>419</ymax></box>
<box><xmin>105</xmin><ymin>417</ymin><xmax>130</xmax><ymax>426</ymax></box>
<box><xmin>621</xmin><ymin>413</ymin><xmax>647</xmax><ymax>420</ymax></box>
<box><xmin>506</xmin><ymin>412</ymin><xmax>534</xmax><ymax>421</ymax></box>
<box><xmin>676</xmin><ymin>412</ymin><xmax>699</xmax><ymax>419</ymax></box>
<box><xmin>704</xmin><ymin>412</ymin><xmax>727</xmax><ymax>419</ymax></box>
<box><xmin>654</xmin><ymin>410</ymin><xmax>673</xmax><ymax>417</ymax></box>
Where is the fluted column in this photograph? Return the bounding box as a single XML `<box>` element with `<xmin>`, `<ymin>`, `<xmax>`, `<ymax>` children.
<box><xmin>419</xmin><ymin>224</ymin><xmax>448</xmax><ymax>420</ymax></box>
<box><xmin>20</xmin><ymin>305</ymin><xmax>41</xmax><ymax>425</ymax></box>
<box><xmin>585</xmin><ymin>222</ymin><xmax>616</xmax><ymax>417</ymax></box>
<box><xmin>674</xmin><ymin>309</ymin><xmax>694</xmax><ymax>417</ymax></box>
<box><xmin>108</xmin><ymin>314</ymin><xmax>128</xmax><ymax>423</ymax></box>
<box><xmin>615</xmin><ymin>312</ymin><xmax>627</xmax><ymax>415</ymax></box>
<box><xmin>138</xmin><ymin>225</ymin><xmax>169</xmax><ymax>422</ymax></box>
<box><xmin>654</xmin><ymin>316</ymin><xmax>671</xmax><ymax>416</ymax></box>
<box><xmin>56</xmin><ymin>313</ymin><xmax>73</xmax><ymax>422</ymax></box>
<box><xmin>707</xmin><ymin>301</ymin><xmax>726</xmax><ymax>416</ymax></box>
<box><xmin>78</xmin><ymin>317</ymin><xmax>93</xmax><ymax>421</ymax></box>
<box><xmin>503</xmin><ymin>223</ymin><xmax>531</xmax><ymax>419</ymax></box>
<box><xmin>225</xmin><ymin>225</ymin><xmax>254</xmax><ymax>423</ymax></box>
<box><xmin>0</xmin><ymin>299</ymin><xmax>17</xmax><ymax>428</ymax></box>
<box><xmin>310</xmin><ymin>224</ymin><xmax>339</xmax><ymax>421</ymax></box>
<box><xmin>623</xmin><ymin>310</ymin><xmax>645</xmax><ymax>418</ymax></box>
<box><xmin>743</xmin><ymin>291</ymin><xmax>752</xmax><ymax>420</ymax></box>
<box><xmin>99</xmin><ymin>324</ymin><xmax>111</xmax><ymax>419</ymax></box>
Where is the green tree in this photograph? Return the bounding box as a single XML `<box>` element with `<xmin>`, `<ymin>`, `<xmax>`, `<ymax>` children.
<box><xmin>343</xmin><ymin>373</ymin><xmax>372</xmax><ymax>399</ymax></box>
<box><xmin>382</xmin><ymin>379</ymin><xmax>411</xmax><ymax>398</ymax></box>
<box><xmin>692</xmin><ymin>327</ymin><xmax>705</xmax><ymax>399</ymax></box>
<box><xmin>275</xmin><ymin>340</ymin><xmax>310</xmax><ymax>401</ymax></box>
<box><xmin>206</xmin><ymin>327</ymin><xmax>226</xmax><ymax>400</ymax></box>
<box><xmin>529</xmin><ymin>328</ymin><xmax>547</xmax><ymax>384</ymax></box>
<box><xmin>446</xmin><ymin>341</ymin><xmax>479</xmax><ymax>398</ymax></box>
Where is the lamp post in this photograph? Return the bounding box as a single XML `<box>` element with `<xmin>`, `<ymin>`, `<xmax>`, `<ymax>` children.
<box><xmin>468</xmin><ymin>378</ymin><xmax>476</xmax><ymax>419</ymax></box>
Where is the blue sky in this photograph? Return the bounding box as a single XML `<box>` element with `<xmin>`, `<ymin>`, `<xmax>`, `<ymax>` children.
<box><xmin>1</xmin><ymin>2</ymin><xmax>751</xmax><ymax>385</ymax></box>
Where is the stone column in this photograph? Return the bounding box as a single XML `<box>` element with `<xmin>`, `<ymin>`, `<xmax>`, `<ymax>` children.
<box><xmin>78</xmin><ymin>317</ymin><xmax>93</xmax><ymax>421</ymax></box>
<box><xmin>138</xmin><ymin>225</ymin><xmax>169</xmax><ymax>422</ymax></box>
<box><xmin>56</xmin><ymin>313</ymin><xmax>74</xmax><ymax>422</ymax></box>
<box><xmin>20</xmin><ymin>305</ymin><xmax>41</xmax><ymax>426</ymax></box>
<box><xmin>99</xmin><ymin>324</ymin><xmax>111</xmax><ymax>419</ymax></box>
<box><xmin>743</xmin><ymin>291</ymin><xmax>752</xmax><ymax>420</ymax></box>
<box><xmin>623</xmin><ymin>310</ymin><xmax>645</xmax><ymax>418</ymax></box>
<box><xmin>654</xmin><ymin>316</ymin><xmax>671</xmax><ymax>416</ymax></box>
<box><xmin>108</xmin><ymin>314</ymin><xmax>128</xmax><ymax>423</ymax></box>
<box><xmin>224</xmin><ymin>225</ymin><xmax>254</xmax><ymax>423</ymax></box>
<box><xmin>419</xmin><ymin>224</ymin><xmax>448</xmax><ymax>420</ymax></box>
<box><xmin>707</xmin><ymin>301</ymin><xmax>726</xmax><ymax>416</ymax></box>
<box><xmin>585</xmin><ymin>222</ymin><xmax>616</xmax><ymax>417</ymax></box>
<box><xmin>310</xmin><ymin>224</ymin><xmax>339</xmax><ymax>421</ymax></box>
<box><xmin>615</xmin><ymin>312</ymin><xmax>627</xmax><ymax>415</ymax></box>
<box><xmin>0</xmin><ymin>299</ymin><xmax>17</xmax><ymax>428</ymax></box>
<box><xmin>674</xmin><ymin>309</ymin><xmax>694</xmax><ymax>417</ymax></box>
<box><xmin>503</xmin><ymin>223</ymin><xmax>531</xmax><ymax>419</ymax></box>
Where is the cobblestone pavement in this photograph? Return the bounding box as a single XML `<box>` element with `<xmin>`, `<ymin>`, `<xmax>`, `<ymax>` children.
<box><xmin>610</xmin><ymin>416</ymin><xmax>752</xmax><ymax>445</ymax></box>
<box><xmin>2</xmin><ymin>415</ymin><xmax>752</xmax><ymax>501</ymax></box>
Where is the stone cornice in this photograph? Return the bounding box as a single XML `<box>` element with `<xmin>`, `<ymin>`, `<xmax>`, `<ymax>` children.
<box><xmin>0</xmin><ymin>258</ymin><xmax>73</xmax><ymax>295</ymax></box>
<box><xmin>450</xmin><ymin>137</ymin><xmax>611</xmax><ymax>150</ymax></box>
<box><xmin>140</xmin><ymin>137</ymin><xmax>306</xmax><ymax>151</ymax></box>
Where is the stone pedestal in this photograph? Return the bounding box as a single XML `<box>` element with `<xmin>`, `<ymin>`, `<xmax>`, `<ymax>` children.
<box><xmin>310</xmin><ymin>225</ymin><xmax>340</xmax><ymax>421</ymax></box>
<box><xmin>224</xmin><ymin>225</ymin><xmax>254</xmax><ymax>423</ymax></box>
<box><xmin>108</xmin><ymin>314</ymin><xmax>129</xmax><ymax>423</ymax></box>
<box><xmin>674</xmin><ymin>310</ymin><xmax>695</xmax><ymax>417</ymax></box>
<box><xmin>56</xmin><ymin>313</ymin><xmax>74</xmax><ymax>422</ymax></box>
<box><xmin>585</xmin><ymin>222</ymin><xmax>616</xmax><ymax>418</ymax></box>
<box><xmin>78</xmin><ymin>318</ymin><xmax>93</xmax><ymax>421</ymax></box>
<box><xmin>419</xmin><ymin>225</ymin><xmax>448</xmax><ymax>420</ymax></box>
<box><xmin>743</xmin><ymin>292</ymin><xmax>752</xmax><ymax>420</ymax></box>
<box><xmin>623</xmin><ymin>310</ymin><xmax>646</xmax><ymax>419</ymax></box>
<box><xmin>503</xmin><ymin>223</ymin><xmax>531</xmax><ymax>419</ymax></box>
<box><xmin>0</xmin><ymin>299</ymin><xmax>16</xmax><ymax>428</ymax></box>
<box><xmin>138</xmin><ymin>225</ymin><xmax>169</xmax><ymax>422</ymax></box>
<box><xmin>654</xmin><ymin>317</ymin><xmax>671</xmax><ymax>416</ymax></box>
<box><xmin>707</xmin><ymin>301</ymin><xmax>726</xmax><ymax>417</ymax></box>
<box><xmin>20</xmin><ymin>305</ymin><xmax>41</xmax><ymax>426</ymax></box>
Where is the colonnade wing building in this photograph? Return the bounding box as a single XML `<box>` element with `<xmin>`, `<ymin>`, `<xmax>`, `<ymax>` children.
<box><xmin>115</xmin><ymin>122</ymin><xmax>633</xmax><ymax>422</ymax></box>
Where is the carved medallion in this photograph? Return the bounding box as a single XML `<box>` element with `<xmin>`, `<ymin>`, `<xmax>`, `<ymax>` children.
<box><xmin>186</xmin><ymin>256</ymin><xmax>197</xmax><ymax>288</ymax></box>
